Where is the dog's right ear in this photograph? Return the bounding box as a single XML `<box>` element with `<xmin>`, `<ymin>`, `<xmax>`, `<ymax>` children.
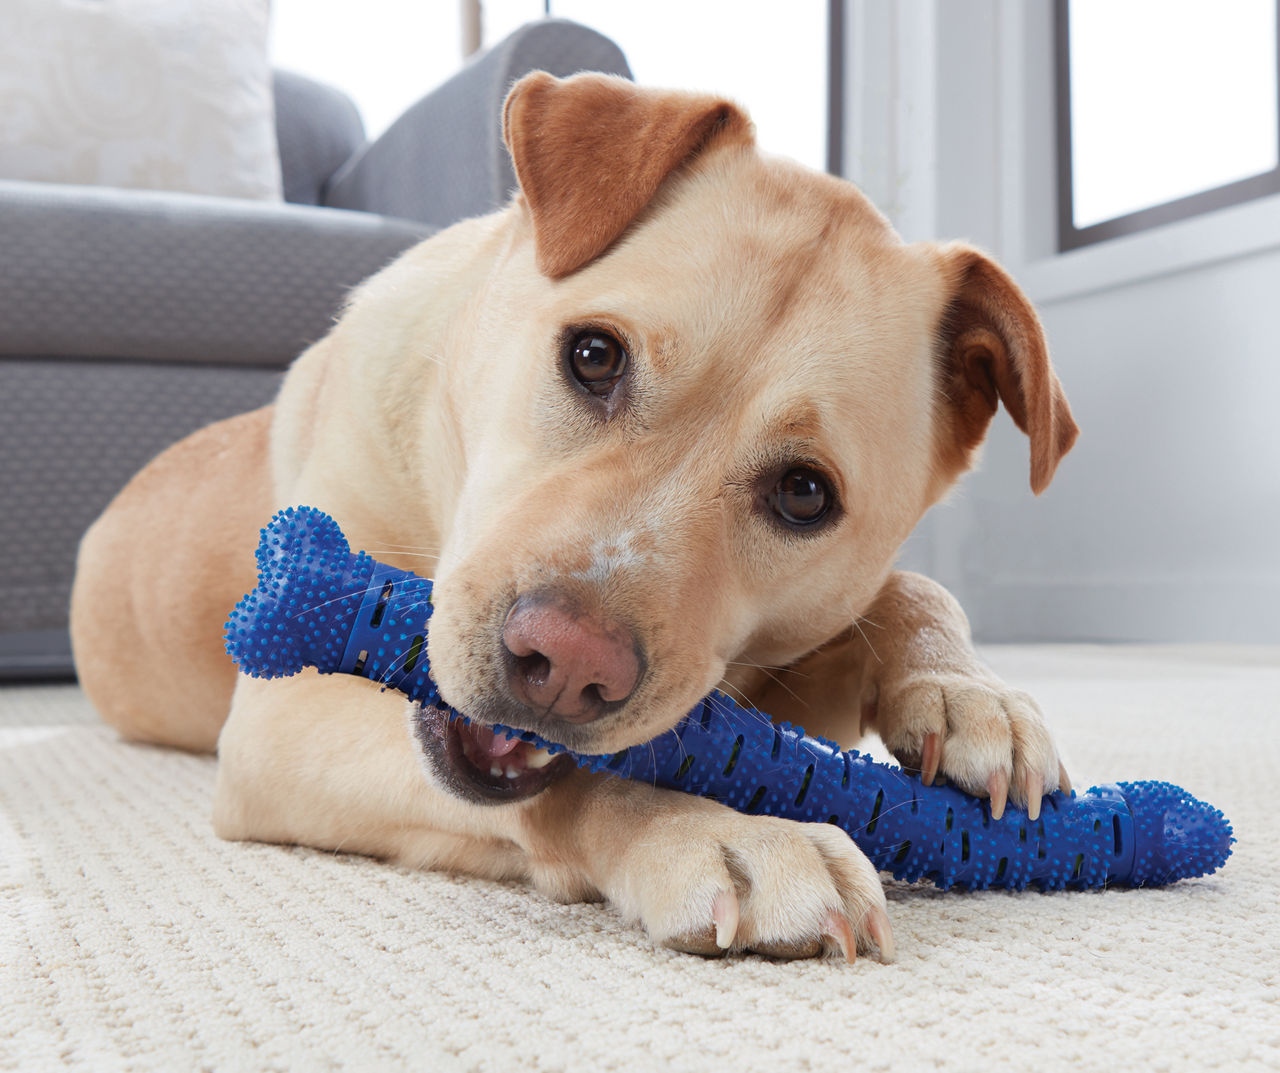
<box><xmin>503</xmin><ymin>71</ymin><xmax>753</xmax><ymax>279</ymax></box>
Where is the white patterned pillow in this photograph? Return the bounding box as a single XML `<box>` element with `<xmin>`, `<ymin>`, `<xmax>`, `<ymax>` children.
<box><xmin>0</xmin><ymin>0</ymin><xmax>282</xmax><ymax>201</ymax></box>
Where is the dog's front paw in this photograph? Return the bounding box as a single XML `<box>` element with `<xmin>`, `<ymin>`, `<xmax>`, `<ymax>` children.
<box><xmin>877</xmin><ymin>668</ymin><xmax>1068</xmax><ymax>819</ymax></box>
<box><xmin>613</xmin><ymin>803</ymin><xmax>894</xmax><ymax>963</ymax></box>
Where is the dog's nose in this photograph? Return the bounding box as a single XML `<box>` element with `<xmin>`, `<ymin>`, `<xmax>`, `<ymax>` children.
<box><xmin>501</xmin><ymin>593</ymin><xmax>641</xmax><ymax>724</ymax></box>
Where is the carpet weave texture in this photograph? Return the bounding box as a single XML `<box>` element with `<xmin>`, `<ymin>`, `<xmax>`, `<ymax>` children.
<box><xmin>3</xmin><ymin>645</ymin><xmax>1278</xmax><ymax>1072</ymax></box>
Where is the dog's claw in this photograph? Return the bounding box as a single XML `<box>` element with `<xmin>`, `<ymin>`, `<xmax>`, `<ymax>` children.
<box><xmin>822</xmin><ymin>910</ymin><xmax>857</xmax><ymax>964</ymax></box>
<box><xmin>864</xmin><ymin>906</ymin><xmax>896</xmax><ymax>964</ymax></box>
<box><xmin>712</xmin><ymin>889</ymin><xmax>739</xmax><ymax>950</ymax></box>
<box><xmin>1024</xmin><ymin>770</ymin><xmax>1042</xmax><ymax>821</ymax></box>
<box><xmin>920</xmin><ymin>732</ymin><xmax>941</xmax><ymax>786</ymax></box>
<box><xmin>987</xmin><ymin>770</ymin><xmax>1009</xmax><ymax>820</ymax></box>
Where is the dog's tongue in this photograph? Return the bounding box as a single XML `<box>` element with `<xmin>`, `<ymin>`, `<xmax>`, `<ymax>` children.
<box><xmin>471</xmin><ymin>724</ymin><xmax>522</xmax><ymax>758</ymax></box>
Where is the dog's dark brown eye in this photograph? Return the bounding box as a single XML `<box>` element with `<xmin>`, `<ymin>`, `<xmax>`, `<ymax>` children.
<box><xmin>568</xmin><ymin>331</ymin><xmax>627</xmax><ymax>394</ymax></box>
<box><xmin>769</xmin><ymin>468</ymin><xmax>832</xmax><ymax>528</ymax></box>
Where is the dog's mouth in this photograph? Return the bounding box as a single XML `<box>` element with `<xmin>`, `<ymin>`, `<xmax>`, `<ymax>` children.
<box><xmin>413</xmin><ymin>705</ymin><xmax>576</xmax><ymax>805</ymax></box>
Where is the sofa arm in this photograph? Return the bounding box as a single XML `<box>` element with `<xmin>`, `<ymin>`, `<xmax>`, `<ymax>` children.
<box><xmin>274</xmin><ymin>69</ymin><xmax>367</xmax><ymax>206</ymax></box>
<box><xmin>324</xmin><ymin>19</ymin><xmax>631</xmax><ymax>228</ymax></box>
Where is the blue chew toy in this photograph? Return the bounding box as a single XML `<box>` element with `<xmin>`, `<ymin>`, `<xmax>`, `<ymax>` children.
<box><xmin>225</xmin><ymin>506</ymin><xmax>1233</xmax><ymax>892</ymax></box>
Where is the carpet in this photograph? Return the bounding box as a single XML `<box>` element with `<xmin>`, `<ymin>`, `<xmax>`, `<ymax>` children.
<box><xmin>3</xmin><ymin>645</ymin><xmax>1278</xmax><ymax>1072</ymax></box>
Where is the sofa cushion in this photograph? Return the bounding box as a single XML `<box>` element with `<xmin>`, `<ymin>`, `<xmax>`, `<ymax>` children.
<box><xmin>0</xmin><ymin>0</ymin><xmax>282</xmax><ymax>201</ymax></box>
<box><xmin>0</xmin><ymin>180</ymin><xmax>434</xmax><ymax>367</ymax></box>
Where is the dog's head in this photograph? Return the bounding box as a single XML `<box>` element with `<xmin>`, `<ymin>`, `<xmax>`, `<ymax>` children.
<box><xmin>415</xmin><ymin>72</ymin><xmax>1077</xmax><ymax>801</ymax></box>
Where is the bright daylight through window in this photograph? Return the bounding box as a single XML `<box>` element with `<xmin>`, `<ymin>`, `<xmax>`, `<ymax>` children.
<box><xmin>1057</xmin><ymin>0</ymin><xmax>1280</xmax><ymax>249</ymax></box>
<box><xmin>272</xmin><ymin>1</ymin><xmax>829</xmax><ymax>174</ymax></box>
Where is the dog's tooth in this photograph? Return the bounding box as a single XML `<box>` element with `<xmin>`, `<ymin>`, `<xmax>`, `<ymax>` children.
<box><xmin>526</xmin><ymin>747</ymin><xmax>556</xmax><ymax>770</ymax></box>
<box><xmin>489</xmin><ymin>764</ymin><xmax>504</xmax><ymax>778</ymax></box>
<box><xmin>504</xmin><ymin>765</ymin><xmax>520</xmax><ymax>779</ymax></box>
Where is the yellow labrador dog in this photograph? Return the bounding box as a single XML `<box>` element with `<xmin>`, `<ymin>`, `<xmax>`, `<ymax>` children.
<box><xmin>71</xmin><ymin>73</ymin><xmax>1077</xmax><ymax>964</ymax></box>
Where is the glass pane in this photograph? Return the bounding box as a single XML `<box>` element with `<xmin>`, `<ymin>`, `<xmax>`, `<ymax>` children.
<box><xmin>271</xmin><ymin>1</ymin><xmax>462</xmax><ymax>139</ymax></box>
<box><xmin>482</xmin><ymin>0</ymin><xmax>548</xmax><ymax>47</ymax></box>
<box><xmin>1068</xmin><ymin>0</ymin><xmax>1278</xmax><ymax>229</ymax></box>
<box><xmin>547</xmin><ymin>0</ymin><xmax>827</xmax><ymax>172</ymax></box>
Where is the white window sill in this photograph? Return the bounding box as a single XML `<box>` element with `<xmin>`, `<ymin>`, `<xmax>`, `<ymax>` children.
<box><xmin>1014</xmin><ymin>192</ymin><xmax>1280</xmax><ymax>306</ymax></box>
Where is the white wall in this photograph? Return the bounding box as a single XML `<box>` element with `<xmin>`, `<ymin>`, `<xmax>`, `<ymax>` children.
<box><xmin>845</xmin><ymin>0</ymin><xmax>1280</xmax><ymax>642</ymax></box>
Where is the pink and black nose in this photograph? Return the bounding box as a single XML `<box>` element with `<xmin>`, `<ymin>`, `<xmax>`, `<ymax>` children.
<box><xmin>501</xmin><ymin>592</ymin><xmax>643</xmax><ymax>725</ymax></box>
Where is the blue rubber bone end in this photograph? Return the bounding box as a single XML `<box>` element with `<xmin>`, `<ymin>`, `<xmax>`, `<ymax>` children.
<box><xmin>1119</xmin><ymin>779</ymin><xmax>1235</xmax><ymax>885</ymax></box>
<box><xmin>224</xmin><ymin>506</ymin><xmax>1235</xmax><ymax>892</ymax></box>
<box><xmin>225</xmin><ymin>506</ymin><xmax>373</xmax><ymax>681</ymax></box>
<box><xmin>225</xmin><ymin>506</ymin><xmax>445</xmax><ymax>705</ymax></box>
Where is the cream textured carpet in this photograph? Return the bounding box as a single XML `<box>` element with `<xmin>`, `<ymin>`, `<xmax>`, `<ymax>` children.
<box><xmin>3</xmin><ymin>645</ymin><xmax>1278</xmax><ymax>1072</ymax></box>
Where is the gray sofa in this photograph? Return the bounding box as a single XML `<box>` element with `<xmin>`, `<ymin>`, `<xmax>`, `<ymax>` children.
<box><xmin>0</xmin><ymin>19</ymin><xmax>630</xmax><ymax>678</ymax></box>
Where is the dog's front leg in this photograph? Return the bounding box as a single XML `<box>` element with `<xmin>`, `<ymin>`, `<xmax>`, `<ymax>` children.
<box><xmin>518</xmin><ymin>774</ymin><xmax>894</xmax><ymax>962</ymax></box>
<box><xmin>216</xmin><ymin>672</ymin><xmax>893</xmax><ymax>962</ymax></box>
<box><xmin>744</xmin><ymin>571</ymin><xmax>1068</xmax><ymax>819</ymax></box>
<box><xmin>214</xmin><ymin>672</ymin><xmax>534</xmax><ymax>883</ymax></box>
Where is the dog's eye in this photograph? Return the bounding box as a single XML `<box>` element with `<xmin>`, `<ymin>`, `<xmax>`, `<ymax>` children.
<box><xmin>568</xmin><ymin>331</ymin><xmax>628</xmax><ymax>394</ymax></box>
<box><xmin>768</xmin><ymin>468</ymin><xmax>832</xmax><ymax>528</ymax></box>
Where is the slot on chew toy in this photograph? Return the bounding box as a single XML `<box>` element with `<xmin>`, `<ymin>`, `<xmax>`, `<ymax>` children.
<box><xmin>225</xmin><ymin>506</ymin><xmax>1234</xmax><ymax>892</ymax></box>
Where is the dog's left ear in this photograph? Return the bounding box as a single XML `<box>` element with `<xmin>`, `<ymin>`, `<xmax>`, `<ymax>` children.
<box><xmin>503</xmin><ymin>71</ymin><xmax>753</xmax><ymax>278</ymax></box>
<box><xmin>933</xmin><ymin>242</ymin><xmax>1080</xmax><ymax>495</ymax></box>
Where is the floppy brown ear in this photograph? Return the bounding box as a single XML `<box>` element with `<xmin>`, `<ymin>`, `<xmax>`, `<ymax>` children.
<box><xmin>933</xmin><ymin>242</ymin><xmax>1080</xmax><ymax>495</ymax></box>
<box><xmin>503</xmin><ymin>71</ymin><xmax>753</xmax><ymax>279</ymax></box>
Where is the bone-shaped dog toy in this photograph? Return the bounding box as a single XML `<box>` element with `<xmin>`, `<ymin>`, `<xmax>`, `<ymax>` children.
<box><xmin>224</xmin><ymin>506</ymin><xmax>1233</xmax><ymax>891</ymax></box>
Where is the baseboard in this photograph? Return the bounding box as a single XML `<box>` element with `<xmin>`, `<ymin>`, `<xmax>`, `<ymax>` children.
<box><xmin>965</xmin><ymin>576</ymin><xmax>1280</xmax><ymax>643</ymax></box>
<box><xmin>0</xmin><ymin>629</ymin><xmax>76</xmax><ymax>680</ymax></box>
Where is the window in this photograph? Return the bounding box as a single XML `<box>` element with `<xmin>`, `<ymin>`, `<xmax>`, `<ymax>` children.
<box><xmin>1055</xmin><ymin>0</ymin><xmax>1280</xmax><ymax>251</ymax></box>
<box><xmin>271</xmin><ymin>1</ymin><xmax>463</xmax><ymax>139</ymax></box>
<box><xmin>272</xmin><ymin>2</ymin><xmax>837</xmax><ymax>175</ymax></box>
<box><xmin>497</xmin><ymin>1</ymin><xmax>834</xmax><ymax>173</ymax></box>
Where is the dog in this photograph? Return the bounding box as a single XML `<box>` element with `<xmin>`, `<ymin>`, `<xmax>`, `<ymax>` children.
<box><xmin>70</xmin><ymin>72</ymin><xmax>1078</xmax><ymax>964</ymax></box>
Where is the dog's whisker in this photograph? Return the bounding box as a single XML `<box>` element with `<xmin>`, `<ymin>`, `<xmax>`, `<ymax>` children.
<box><xmin>287</xmin><ymin>579</ymin><xmax>437</xmax><ymax>629</ymax></box>
<box><xmin>716</xmin><ymin>680</ymin><xmax>754</xmax><ymax>711</ymax></box>
<box><xmin>850</xmin><ymin>614</ymin><xmax>882</xmax><ymax>665</ymax></box>
<box><xmin>723</xmin><ymin>666</ymin><xmax>807</xmax><ymax>710</ymax></box>
<box><xmin>363</xmin><ymin>543</ymin><xmax>442</xmax><ymax>557</ymax></box>
<box><xmin>873</xmin><ymin>797</ymin><xmax>932</xmax><ymax>822</ymax></box>
<box><xmin>736</xmin><ymin>694</ymin><xmax>777</xmax><ymax>728</ymax></box>
<box><xmin>364</xmin><ymin>552</ymin><xmax>443</xmax><ymax>566</ymax></box>
<box><xmin>753</xmin><ymin>666</ymin><xmax>808</xmax><ymax>710</ymax></box>
<box><xmin>633</xmin><ymin>737</ymin><xmax>662</xmax><ymax>790</ymax></box>
<box><xmin>372</xmin><ymin>646</ymin><xmax>416</xmax><ymax>686</ymax></box>
<box><xmin>711</xmin><ymin>687</ymin><xmax>778</xmax><ymax>737</ymax></box>
<box><xmin>723</xmin><ymin>659</ymin><xmax>812</xmax><ymax>681</ymax></box>
<box><xmin>284</xmin><ymin>581</ymin><xmax>388</xmax><ymax>620</ymax></box>
<box><xmin>723</xmin><ymin>659</ymin><xmax>784</xmax><ymax>671</ymax></box>
<box><xmin>368</xmin><ymin>598</ymin><xmax>435</xmax><ymax>684</ymax></box>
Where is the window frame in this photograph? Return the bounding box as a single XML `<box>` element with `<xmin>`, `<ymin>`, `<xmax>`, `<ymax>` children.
<box><xmin>1053</xmin><ymin>0</ymin><xmax>1280</xmax><ymax>253</ymax></box>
